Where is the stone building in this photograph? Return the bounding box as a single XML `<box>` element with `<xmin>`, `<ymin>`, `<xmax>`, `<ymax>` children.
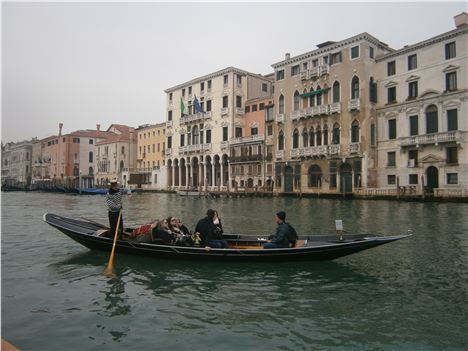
<box><xmin>1</xmin><ymin>140</ymin><xmax>33</xmax><ymax>188</ymax></box>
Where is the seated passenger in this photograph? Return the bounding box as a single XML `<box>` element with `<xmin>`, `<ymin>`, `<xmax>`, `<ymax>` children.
<box><xmin>176</xmin><ymin>218</ymin><xmax>191</xmax><ymax>235</ymax></box>
<box><xmin>195</xmin><ymin>209</ymin><xmax>229</xmax><ymax>249</ymax></box>
<box><xmin>151</xmin><ymin>219</ymin><xmax>176</xmax><ymax>244</ymax></box>
<box><xmin>263</xmin><ymin>211</ymin><xmax>291</xmax><ymax>249</ymax></box>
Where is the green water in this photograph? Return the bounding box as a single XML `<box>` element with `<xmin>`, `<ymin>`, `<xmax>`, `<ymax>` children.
<box><xmin>2</xmin><ymin>192</ymin><xmax>467</xmax><ymax>350</ymax></box>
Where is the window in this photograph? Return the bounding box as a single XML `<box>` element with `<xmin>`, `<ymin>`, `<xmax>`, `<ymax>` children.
<box><xmin>316</xmin><ymin>127</ymin><xmax>322</xmax><ymax>146</ymax></box>
<box><xmin>293</xmin><ymin>91</ymin><xmax>300</xmax><ymax>111</ymax></box>
<box><xmin>323</xmin><ymin>126</ymin><xmax>328</xmax><ymax>145</ymax></box>
<box><xmin>236</xmin><ymin>96</ymin><xmax>242</xmax><ymax>108</ymax></box>
<box><xmin>408</xmin><ymin>54</ymin><xmax>417</xmax><ymax>70</ymax></box>
<box><xmin>350</xmin><ymin>45</ymin><xmax>359</xmax><ymax>59</ymax></box>
<box><xmin>182</xmin><ymin>88</ymin><xmax>185</xmax><ymax>97</ymax></box>
<box><xmin>278</xmin><ymin>131</ymin><xmax>284</xmax><ymax>150</ymax></box>
<box><xmin>409</xmin><ymin>174</ymin><xmax>418</xmax><ymax>184</ymax></box>
<box><xmin>206</xmin><ymin>129</ymin><xmax>211</xmax><ymax>143</ymax></box>
<box><xmin>369</xmin><ymin>46</ymin><xmax>374</xmax><ymax>59</ymax></box>
<box><xmin>388</xmin><ymin>119</ymin><xmax>397</xmax><ymax>139</ymax></box>
<box><xmin>387</xmin><ymin>86</ymin><xmax>396</xmax><ymax>104</ymax></box>
<box><xmin>251</xmin><ymin>127</ymin><xmax>258</xmax><ymax>135</ymax></box>
<box><xmin>259</xmin><ymin>103</ymin><xmax>265</xmax><ymax>110</ymax></box>
<box><xmin>408</xmin><ymin>150</ymin><xmax>418</xmax><ymax>166</ymax></box>
<box><xmin>302</xmin><ymin>62</ymin><xmax>308</xmax><ymax>71</ymax></box>
<box><xmin>387</xmin><ymin>152</ymin><xmax>396</xmax><ymax>167</ymax></box>
<box><xmin>388</xmin><ymin>175</ymin><xmax>396</xmax><ymax>185</ymax></box>
<box><xmin>330</xmin><ymin>52</ymin><xmax>342</xmax><ymax>64</ymax></box>
<box><xmin>223</xmin><ymin>75</ymin><xmax>228</xmax><ymax>85</ymax></box>
<box><xmin>370</xmin><ymin>124</ymin><xmax>376</xmax><ymax>146</ymax></box>
<box><xmin>445</xmin><ymin>42</ymin><xmax>456</xmax><ymax>60</ymax></box>
<box><xmin>200</xmin><ymin>82</ymin><xmax>204</xmax><ymax>92</ymax></box>
<box><xmin>312</xmin><ymin>59</ymin><xmax>319</xmax><ymax>67</ymax></box>
<box><xmin>188</xmin><ymin>86</ymin><xmax>192</xmax><ymax>96</ymax></box>
<box><xmin>332</xmin><ymin>81</ymin><xmax>340</xmax><ymax>103</ymax></box>
<box><xmin>302</xmin><ymin>129</ymin><xmax>308</xmax><ymax>147</ymax></box>
<box><xmin>267</xmin><ymin>125</ymin><xmax>273</xmax><ymax>136</ymax></box>
<box><xmin>351</xmin><ymin>76</ymin><xmax>359</xmax><ymax>99</ymax></box>
<box><xmin>206</xmin><ymin>100</ymin><xmax>211</xmax><ymax>112</ymax></box>
<box><xmin>169</xmin><ymin>93</ymin><xmax>173</xmax><ymax>101</ymax></box>
<box><xmin>223</xmin><ymin>96</ymin><xmax>228</xmax><ymax>108</ymax></box>
<box><xmin>207</xmin><ymin>80</ymin><xmax>212</xmax><ymax>90</ymax></box>
<box><xmin>446</xmin><ymin>72</ymin><xmax>457</xmax><ymax>91</ymax></box>
<box><xmin>276</xmin><ymin>70</ymin><xmax>284</xmax><ymax>80</ymax></box>
<box><xmin>168</xmin><ymin>110</ymin><xmax>172</xmax><ymax>121</ymax></box>
<box><xmin>262</xmin><ymin>83</ymin><xmax>268</xmax><ymax>92</ymax></box>
<box><xmin>447</xmin><ymin>173</ymin><xmax>458</xmax><ymax>184</ymax></box>
<box><xmin>387</xmin><ymin>61</ymin><xmax>396</xmax><ymax>76</ymax></box>
<box><xmin>369</xmin><ymin>77</ymin><xmax>377</xmax><ymax>103</ymax></box>
<box><xmin>409</xmin><ymin>115</ymin><xmax>418</xmax><ymax>136</ymax></box>
<box><xmin>88</xmin><ymin>139</ymin><xmax>93</xmax><ymax>145</ymax></box>
<box><xmin>252</xmin><ymin>104</ymin><xmax>257</xmax><ymax>112</ymax></box>
<box><xmin>245</xmin><ymin>106</ymin><xmax>250</xmax><ymax>113</ymax></box>
<box><xmin>180</xmin><ymin>134</ymin><xmax>185</xmax><ymax>147</ymax></box>
<box><xmin>236</xmin><ymin>74</ymin><xmax>242</xmax><ymax>86</ymax></box>
<box><xmin>235</xmin><ymin>128</ymin><xmax>242</xmax><ymax>138</ymax></box>
<box><xmin>351</xmin><ymin>121</ymin><xmax>359</xmax><ymax>143</ymax></box>
<box><xmin>292</xmin><ymin>129</ymin><xmax>299</xmax><ymax>149</ymax></box>
<box><xmin>332</xmin><ymin>124</ymin><xmax>340</xmax><ymax>144</ymax></box>
<box><xmin>291</xmin><ymin>65</ymin><xmax>300</xmax><ymax>76</ymax></box>
<box><xmin>408</xmin><ymin>81</ymin><xmax>418</xmax><ymax>100</ymax></box>
<box><xmin>192</xmin><ymin>126</ymin><xmax>199</xmax><ymax>144</ymax></box>
<box><xmin>447</xmin><ymin>109</ymin><xmax>458</xmax><ymax>131</ymax></box>
<box><xmin>167</xmin><ymin>136</ymin><xmax>172</xmax><ymax>149</ymax></box>
<box><xmin>279</xmin><ymin>95</ymin><xmax>285</xmax><ymax>114</ymax></box>
<box><xmin>446</xmin><ymin>147</ymin><xmax>458</xmax><ymax>164</ymax></box>
<box><xmin>426</xmin><ymin>105</ymin><xmax>438</xmax><ymax>134</ymax></box>
<box><xmin>89</xmin><ymin>152</ymin><xmax>93</xmax><ymax>163</ymax></box>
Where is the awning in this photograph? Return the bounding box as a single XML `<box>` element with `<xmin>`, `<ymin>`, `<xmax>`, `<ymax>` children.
<box><xmin>300</xmin><ymin>87</ymin><xmax>330</xmax><ymax>98</ymax></box>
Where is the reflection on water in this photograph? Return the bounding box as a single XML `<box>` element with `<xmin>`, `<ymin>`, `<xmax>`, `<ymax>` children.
<box><xmin>2</xmin><ymin>192</ymin><xmax>468</xmax><ymax>350</ymax></box>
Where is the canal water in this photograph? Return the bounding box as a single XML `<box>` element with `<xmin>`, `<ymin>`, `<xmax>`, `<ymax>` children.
<box><xmin>1</xmin><ymin>192</ymin><xmax>467</xmax><ymax>350</ymax></box>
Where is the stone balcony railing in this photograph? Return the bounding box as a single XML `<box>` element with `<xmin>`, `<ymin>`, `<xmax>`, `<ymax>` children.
<box><xmin>328</xmin><ymin>144</ymin><xmax>340</xmax><ymax>155</ymax></box>
<box><xmin>178</xmin><ymin>144</ymin><xmax>212</xmax><ymax>154</ymax></box>
<box><xmin>276</xmin><ymin>150</ymin><xmax>284</xmax><ymax>159</ymax></box>
<box><xmin>180</xmin><ymin>111</ymin><xmax>212</xmax><ymax>124</ymax></box>
<box><xmin>166</xmin><ymin>120</ymin><xmax>173</xmax><ymax>127</ymax></box>
<box><xmin>300</xmin><ymin>71</ymin><xmax>308</xmax><ymax>80</ymax></box>
<box><xmin>220</xmin><ymin>107</ymin><xmax>229</xmax><ymax>116</ymax></box>
<box><xmin>220</xmin><ymin>141</ymin><xmax>229</xmax><ymax>149</ymax></box>
<box><xmin>230</xmin><ymin>134</ymin><xmax>264</xmax><ymax>145</ymax></box>
<box><xmin>348</xmin><ymin>98</ymin><xmax>361</xmax><ymax>111</ymax></box>
<box><xmin>291</xmin><ymin>110</ymin><xmax>301</xmax><ymax>120</ymax></box>
<box><xmin>348</xmin><ymin>142</ymin><xmax>360</xmax><ymax>154</ymax></box>
<box><xmin>330</xmin><ymin>102</ymin><xmax>341</xmax><ymax>114</ymax></box>
<box><xmin>290</xmin><ymin>145</ymin><xmax>332</xmax><ymax>158</ymax></box>
<box><xmin>235</xmin><ymin>107</ymin><xmax>244</xmax><ymax>115</ymax></box>
<box><xmin>276</xmin><ymin>113</ymin><xmax>285</xmax><ymax>123</ymax></box>
<box><xmin>399</xmin><ymin>131</ymin><xmax>463</xmax><ymax>147</ymax></box>
<box><xmin>309</xmin><ymin>67</ymin><xmax>319</xmax><ymax>78</ymax></box>
<box><xmin>319</xmin><ymin>64</ymin><xmax>329</xmax><ymax>75</ymax></box>
<box><xmin>318</xmin><ymin>105</ymin><xmax>329</xmax><ymax>115</ymax></box>
<box><xmin>165</xmin><ymin>148</ymin><xmax>172</xmax><ymax>156</ymax></box>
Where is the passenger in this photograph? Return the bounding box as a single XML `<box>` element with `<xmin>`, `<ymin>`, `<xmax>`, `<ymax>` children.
<box><xmin>195</xmin><ymin>209</ymin><xmax>229</xmax><ymax>249</ymax></box>
<box><xmin>177</xmin><ymin>218</ymin><xmax>191</xmax><ymax>236</ymax></box>
<box><xmin>152</xmin><ymin>218</ymin><xmax>176</xmax><ymax>244</ymax></box>
<box><xmin>213</xmin><ymin>210</ymin><xmax>224</xmax><ymax>236</ymax></box>
<box><xmin>167</xmin><ymin>216</ymin><xmax>183</xmax><ymax>236</ymax></box>
<box><xmin>105</xmin><ymin>178</ymin><xmax>131</xmax><ymax>238</ymax></box>
<box><xmin>263</xmin><ymin>211</ymin><xmax>291</xmax><ymax>249</ymax></box>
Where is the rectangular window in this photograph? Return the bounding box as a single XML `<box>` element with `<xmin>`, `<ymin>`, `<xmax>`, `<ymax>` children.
<box><xmin>312</xmin><ymin>59</ymin><xmax>319</xmax><ymax>67</ymax></box>
<box><xmin>387</xmin><ymin>61</ymin><xmax>396</xmax><ymax>76</ymax></box>
<box><xmin>167</xmin><ymin>136</ymin><xmax>172</xmax><ymax>149</ymax></box>
<box><xmin>223</xmin><ymin>75</ymin><xmax>228</xmax><ymax>86</ymax></box>
<box><xmin>222</xmin><ymin>127</ymin><xmax>228</xmax><ymax>141</ymax></box>
<box><xmin>446</xmin><ymin>147</ymin><xmax>458</xmax><ymax>164</ymax></box>
<box><xmin>330</xmin><ymin>52</ymin><xmax>342</xmax><ymax>64</ymax></box>
<box><xmin>447</xmin><ymin>109</ymin><xmax>458</xmax><ymax>131</ymax></box>
<box><xmin>408</xmin><ymin>81</ymin><xmax>418</xmax><ymax>99</ymax></box>
<box><xmin>223</xmin><ymin>96</ymin><xmax>228</xmax><ymax>108</ymax></box>
<box><xmin>408</xmin><ymin>150</ymin><xmax>418</xmax><ymax>166</ymax></box>
<box><xmin>276</xmin><ymin>70</ymin><xmax>284</xmax><ymax>80</ymax></box>
<box><xmin>235</xmin><ymin>127</ymin><xmax>242</xmax><ymax>138</ymax></box>
<box><xmin>206</xmin><ymin>130</ymin><xmax>211</xmax><ymax>143</ymax></box>
<box><xmin>387</xmin><ymin>87</ymin><xmax>396</xmax><ymax>104</ymax></box>
<box><xmin>446</xmin><ymin>72</ymin><xmax>457</xmax><ymax>91</ymax></box>
<box><xmin>409</xmin><ymin>115</ymin><xmax>418</xmax><ymax>136</ymax></box>
<box><xmin>267</xmin><ymin>125</ymin><xmax>273</xmax><ymax>136</ymax></box>
<box><xmin>89</xmin><ymin>152</ymin><xmax>93</xmax><ymax>163</ymax></box>
<box><xmin>445</xmin><ymin>41</ymin><xmax>456</xmax><ymax>60</ymax></box>
<box><xmin>302</xmin><ymin>62</ymin><xmax>308</xmax><ymax>71</ymax></box>
<box><xmin>251</xmin><ymin>127</ymin><xmax>258</xmax><ymax>135</ymax></box>
<box><xmin>370</xmin><ymin>124</ymin><xmax>376</xmax><ymax>146</ymax></box>
<box><xmin>200</xmin><ymin>82</ymin><xmax>204</xmax><ymax>92</ymax></box>
<box><xmin>447</xmin><ymin>173</ymin><xmax>458</xmax><ymax>184</ymax></box>
<box><xmin>236</xmin><ymin>74</ymin><xmax>242</xmax><ymax>86</ymax></box>
<box><xmin>408</xmin><ymin>54</ymin><xmax>417</xmax><ymax>70</ymax></box>
<box><xmin>291</xmin><ymin>65</ymin><xmax>300</xmax><ymax>76</ymax></box>
<box><xmin>182</xmin><ymin>88</ymin><xmax>185</xmax><ymax>97</ymax></box>
<box><xmin>188</xmin><ymin>86</ymin><xmax>192</xmax><ymax>96</ymax></box>
<box><xmin>252</xmin><ymin>104</ymin><xmax>257</xmax><ymax>112</ymax></box>
<box><xmin>262</xmin><ymin>83</ymin><xmax>268</xmax><ymax>92</ymax></box>
<box><xmin>206</xmin><ymin>100</ymin><xmax>212</xmax><ymax>112</ymax></box>
<box><xmin>207</xmin><ymin>80</ymin><xmax>212</xmax><ymax>89</ymax></box>
<box><xmin>236</xmin><ymin>96</ymin><xmax>242</xmax><ymax>108</ymax></box>
<box><xmin>387</xmin><ymin>175</ymin><xmax>396</xmax><ymax>185</ymax></box>
<box><xmin>388</xmin><ymin>119</ymin><xmax>397</xmax><ymax>139</ymax></box>
<box><xmin>387</xmin><ymin>151</ymin><xmax>396</xmax><ymax>167</ymax></box>
<box><xmin>259</xmin><ymin>103</ymin><xmax>265</xmax><ymax>110</ymax></box>
<box><xmin>409</xmin><ymin>174</ymin><xmax>418</xmax><ymax>184</ymax></box>
<box><xmin>245</xmin><ymin>106</ymin><xmax>250</xmax><ymax>113</ymax></box>
<box><xmin>89</xmin><ymin>139</ymin><xmax>93</xmax><ymax>144</ymax></box>
<box><xmin>350</xmin><ymin>45</ymin><xmax>359</xmax><ymax>59</ymax></box>
<box><xmin>168</xmin><ymin>110</ymin><xmax>172</xmax><ymax>121</ymax></box>
<box><xmin>169</xmin><ymin>93</ymin><xmax>173</xmax><ymax>101</ymax></box>
<box><xmin>369</xmin><ymin>46</ymin><xmax>374</xmax><ymax>59</ymax></box>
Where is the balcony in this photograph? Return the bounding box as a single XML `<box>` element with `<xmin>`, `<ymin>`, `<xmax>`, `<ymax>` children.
<box><xmin>276</xmin><ymin>113</ymin><xmax>285</xmax><ymax>123</ymax></box>
<box><xmin>330</xmin><ymin>102</ymin><xmax>341</xmax><ymax>114</ymax></box>
<box><xmin>166</xmin><ymin>120</ymin><xmax>173</xmax><ymax>127</ymax></box>
<box><xmin>300</xmin><ymin>71</ymin><xmax>308</xmax><ymax>80</ymax></box>
<box><xmin>348</xmin><ymin>98</ymin><xmax>361</xmax><ymax>111</ymax></box>
<box><xmin>319</xmin><ymin>65</ymin><xmax>329</xmax><ymax>75</ymax></box>
<box><xmin>220</xmin><ymin>107</ymin><xmax>229</xmax><ymax>116</ymax></box>
<box><xmin>229</xmin><ymin>154</ymin><xmax>263</xmax><ymax>163</ymax></box>
<box><xmin>178</xmin><ymin>143</ymin><xmax>212</xmax><ymax>155</ymax></box>
<box><xmin>235</xmin><ymin>107</ymin><xmax>244</xmax><ymax>115</ymax></box>
<box><xmin>220</xmin><ymin>141</ymin><xmax>229</xmax><ymax>149</ymax></box>
<box><xmin>400</xmin><ymin>131</ymin><xmax>463</xmax><ymax>147</ymax></box>
<box><xmin>180</xmin><ymin>111</ymin><xmax>212</xmax><ymax>124</ymax></box>
<box><xmin>276</xmin><ymin>150</ymin><xmax>284</xmax><ymax>159</ymax></box>
<box><xmin>309</xmin><ymin>67</ymin><xmax>319</xmax><ymax>78</ymax></box>
<box><xmin>318</xmin><ymin>105</ymin><xmax>329</xmax><ymax>115</ymax></box>
<box><xmin>165</xmin><ymin>148</ymin><xmax>172</xmax><ymax>156</ymax></box>
<box><xmin>230</xmin><ymin>134</ymin><xmax>264</xmax><ymax>146</ymax></box>
<box><xmin>348</xmin><ymin>142</ymin><xmax>360</xmax><ymax>154</ymax></box>
<box><xmin>291</xmin><ymin>110</ymin><xmax>301</xmax><ymax>121</ymax></box>
<box><xmin>328</xmin><ymin>144</ymin><xmax>340</xmax><ymax>155</ymax></box>
<box><xmin>290</xmin><ymin>145</ymin><xmax>330</xmax><ymax>158</ymax></box>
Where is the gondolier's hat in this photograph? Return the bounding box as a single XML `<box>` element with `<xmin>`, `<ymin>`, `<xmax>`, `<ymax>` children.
<box><xmin>276</xmin><ymin>211</ymin><xmax>286</xmax><ymax>221</ymax></box>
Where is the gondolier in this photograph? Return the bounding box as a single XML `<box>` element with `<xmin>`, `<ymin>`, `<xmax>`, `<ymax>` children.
<box><xmin>106</xmin><ymin>178</ymin><xmax>131</xmax><ymax>238</ymax></box>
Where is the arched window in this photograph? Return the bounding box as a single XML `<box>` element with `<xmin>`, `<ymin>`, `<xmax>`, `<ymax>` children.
<box><xmin>292</xmin><ymin>129</ymin><xmax>300</xmax><ymax>149</ymax></box>
<box><xmin>426</xmin><ymin>105</ymin><xmax>438</xmax><ymax>134</ymax></box>
<box><xmin>279</xmin><ymin>95</ymin><xmax>285</xmax><ymax>114</ymax></box>
<box><xmin>278</xmin><ymin>131</ymin><xmax>284</xmax><ymax>150</ymax></box>
<box><xmin>192</xmin><ymin>125</ymin><xmax>199</xmax><ymax>144</ymax></box>
<box><xmin>309</xmin><ymin>128</ymin><xmax>315</xmax><ymax>146</ymax></box>
<box><xmin>316</xmin><ymin>126</ymin><xmax>322</xmax><ymax>146</ymax></box>
<box><xmin>293</xmin><ymin>91</ymin><xmax>300</xmax><ymax>111</ymax></box>
<box><xmin>89</xmin><ymin>167</ymin><xmax>94</xmax><ymax>175</ymax></box>
<box><xmin>351</xmin><ymin>120</ymin><xmax>360</xmax><ymax>143</ymax></box>
<box><xmin>369</xmin><ymin>77</ymin><xmax>377</xmax><ymax>103</ymax></box>
<box><xmin>323</xmin><ymin>125</ymin><xmax>329</xmax><ymax>145</ymax></box>
<box><xmin>333</xmin><ymin>81</ymin><xmax>340</xmax><ymax>103</ymax></box>
<box><xmin>351</xmin><ymin>76</ymin><xmax>360</xmax><ymax>99</ymax></box>
<box><xmin>120</xmin><ymin>160</ymin><xmax>124</xmax><ymax>172</ymax></box>
<box><xmin>309</xmin><ymin>88</ymin><xmax>315</xmax><ymax>107</ymax></box>
<box><xmin>316</xmin><ymin>85</ymin><xmax>322</xmax><ymax>106</ymax></box>
<box><xmin>121</xmin><ymin>146</ymin><xmax>125</xmax><ymax>154</ymax></box>
<box><xmin>302</xmin><ymin>89</ymin><xmax>308</xmax><ymax>109</ymax></box>
<box><xmin>302</xmin><ymin>128</ymin><xmax>308</xmax><ymax>147</ymax></box>
<box><xmin>308</xmin><ymin>165</ymin><xmax>322</xmax><ymax>187</ymax></box>
<box><xmin>332</xmin><ymin>123</ymin><xmax>340</xmax><ymax>144</ymax></box>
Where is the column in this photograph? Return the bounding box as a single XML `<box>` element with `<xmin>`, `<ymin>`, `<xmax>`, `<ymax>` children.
<box><xmin>171</xmin><ymin>164</ymin><xmax>175</xmax><ymax>188</ymax></box>
<box><xmin>220</xmin><ymin>162</ymin><xmax>224</xmax><ymax>187</ymax></box>
<box><xmin>212</xmin><ymin>161</ymin><xmax>216</xmax><ymax>187</ymax></box>
<box><xmin>186</xmin><ymin>164</ymin><xmax>190</xmax><ymax>188</ymax></box>
<box><xmin>178</xmin><ymin>164</ymin><xmax>182</xmax><ymax>188</ymax></box>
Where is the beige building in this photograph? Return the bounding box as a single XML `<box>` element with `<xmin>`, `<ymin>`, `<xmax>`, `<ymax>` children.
<box><xmin>271</xmin><ymin>34</ymin><xmax>393</xmax><ymax>194</ymax></box>
<box><xmin>164</xmin><ymin>67</ymin><xmax>272</xmax><ymax>191</ymax></box>
<box><xmin>1</xmin><ymin>140</ymin><xmax>33</xmax><ymax>188</ymax></box>
<box><xmin>375</xmin><ymin>13</ymin><xmax>468</xmax><ymax>197</ymax></box>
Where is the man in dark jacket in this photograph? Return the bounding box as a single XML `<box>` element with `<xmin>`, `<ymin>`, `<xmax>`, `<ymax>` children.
<box><xmin>195</xmin><ymin>209</ymin><xmax>229</xmax><ymax>248</ymax></box>
<box><xmin>263</xmin><ymin>211</ymin><xmax>291</xmax><ymax>249</ymax></box>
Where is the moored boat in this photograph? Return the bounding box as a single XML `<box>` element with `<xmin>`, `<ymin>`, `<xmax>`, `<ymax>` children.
<box><xmin>43</xmin><ymin>213</ymin><xmax>411</xmax><ymax>262</ymax></box>
<box><xmin>175</xmin><ymin>189</ymin><xmax>205</xmax><ymax>196</ymax></box>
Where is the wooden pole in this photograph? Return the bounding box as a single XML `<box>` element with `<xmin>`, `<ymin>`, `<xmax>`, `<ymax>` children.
<box><xmin>103</xmin><ymin>209</ymin><xmax>122</xmax><ymax>278</ymax></box>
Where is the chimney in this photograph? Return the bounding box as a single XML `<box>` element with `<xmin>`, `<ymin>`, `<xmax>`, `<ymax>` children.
<box><xmin>454</xmin><ymin>12</ymin><xmax>468</xmax><ymax>29</ymax></box>
<box><xmin>285</xmin><ymin>53</ymin><xmax>290</xmax><ymax>60</ymax></box>
<box><xmin>59</xmin><ymin>123</ymin><xmax>63</xmax><ymax>136</ymax></box>
<box><xmin>96</xmin><ymin>124</ymin><xmax>100</xmax><ymax>131</ymax></box>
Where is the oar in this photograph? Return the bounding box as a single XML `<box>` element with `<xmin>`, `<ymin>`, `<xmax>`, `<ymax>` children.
<box><xmin>103</xmin><ymin>209</ymin><xmax>122</xmax><ymax>278</ymax></box>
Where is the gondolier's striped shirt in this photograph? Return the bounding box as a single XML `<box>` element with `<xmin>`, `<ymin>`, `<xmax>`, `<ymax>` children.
<box><xmin>106</xmin><ymin>188</ymin><xmax>128</xmax><ymax>212</ymax></box>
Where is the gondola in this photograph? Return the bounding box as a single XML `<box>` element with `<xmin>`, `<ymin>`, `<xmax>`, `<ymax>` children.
<box><xmin>43</xmin><ymin>213</ymin><xmax>411</xmax><ymax>262</ymax></box>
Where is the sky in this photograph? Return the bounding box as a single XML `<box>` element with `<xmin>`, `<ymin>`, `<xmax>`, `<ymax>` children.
<box><xmin>2</xmin><ymin>1</ymin><xmax>467</xmax><ymax>143</ymax></box>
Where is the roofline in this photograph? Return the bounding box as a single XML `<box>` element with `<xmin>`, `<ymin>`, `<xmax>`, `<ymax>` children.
<box><xmin>164</xmin><ymin>66</ymin><xmax>272</xmax><ymax>93</ymax></box>
<box><xmin>271</xmin><ymin>32</ymin><xmax>393</xmax><ymax>69</ymax></box>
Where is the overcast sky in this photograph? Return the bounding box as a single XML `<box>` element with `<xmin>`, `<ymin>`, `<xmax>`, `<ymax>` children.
<box><xmin>2</xmin><ymin>1</ymin><xmax>466</xmax><ymax>143</ymax></box>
